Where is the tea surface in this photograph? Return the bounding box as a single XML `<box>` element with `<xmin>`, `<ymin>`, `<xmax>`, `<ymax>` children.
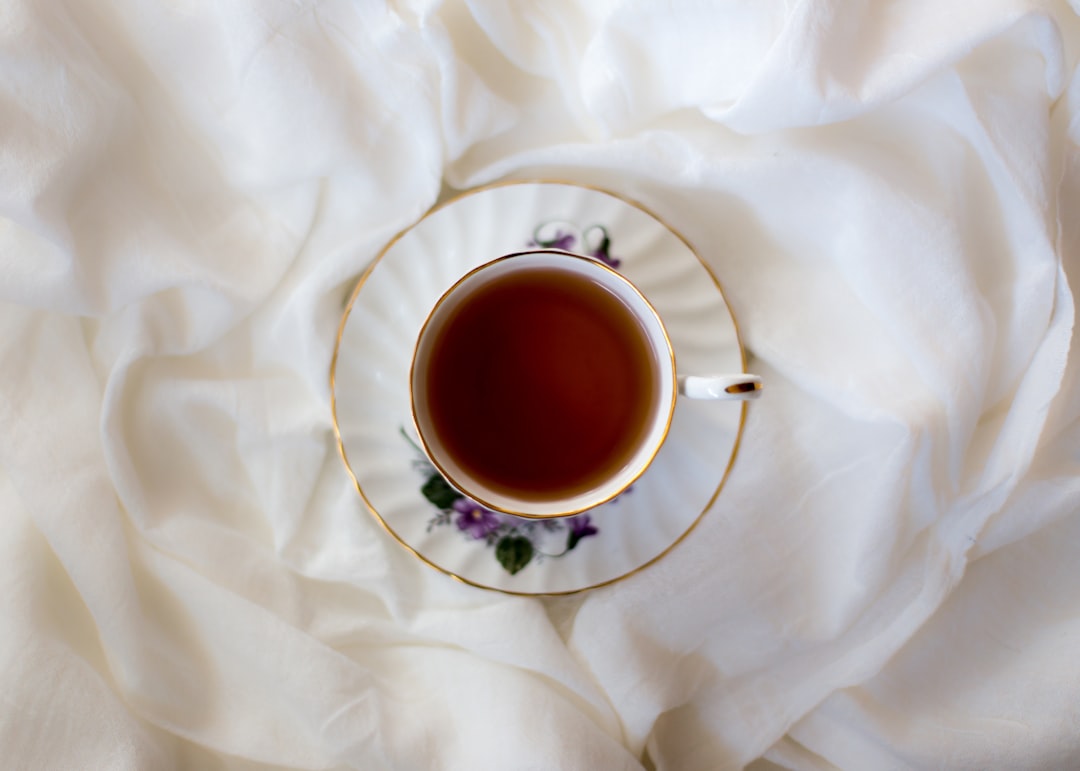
<box><xmin>425</xmin><ymin>266</ymin><xmax>660</xmax><ymax>502</ymax></box>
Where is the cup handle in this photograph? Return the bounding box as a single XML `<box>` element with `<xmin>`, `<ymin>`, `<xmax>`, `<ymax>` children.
<box><xmin>678</xmin><ymin>374</ymin><xmax>763</xmax><ymax>400</ymax></box>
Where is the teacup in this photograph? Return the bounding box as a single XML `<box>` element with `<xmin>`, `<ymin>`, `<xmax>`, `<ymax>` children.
<box><xmin>410</xmin><ymin>250</ymin><xmax>761</xmax><ymax>518</ymax></box>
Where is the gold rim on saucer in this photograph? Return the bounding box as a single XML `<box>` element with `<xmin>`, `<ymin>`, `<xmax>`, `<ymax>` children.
<box><xmin>329</xmin><ymin>179</ymin><xmax>750</xmax><ymax>596</ymax></box>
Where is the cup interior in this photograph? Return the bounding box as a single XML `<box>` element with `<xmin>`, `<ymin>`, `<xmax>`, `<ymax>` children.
<box><xmin>410</xmin><ymin>250</ymin><xmax>677</xmax><ymax>518</ymax></box>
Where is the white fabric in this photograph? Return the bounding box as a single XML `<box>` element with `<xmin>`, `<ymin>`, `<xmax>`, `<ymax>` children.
<box><xmin>2</xmin><ymin>1</ymin><xmax>1080</xmax><ymax>769</ymax></box>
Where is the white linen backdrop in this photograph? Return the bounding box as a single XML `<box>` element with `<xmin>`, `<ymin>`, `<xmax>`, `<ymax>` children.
<box><xmin>2</xmin><ymin>0</ymin><xmax>1079</xmax><ymax>769</ymax></box>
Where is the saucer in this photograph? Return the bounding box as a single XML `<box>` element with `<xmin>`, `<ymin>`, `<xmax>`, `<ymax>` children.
<box><xmin>330</xmin><ymin>181</ymin><xmax>748</xmax><ymax>595</ymax></box>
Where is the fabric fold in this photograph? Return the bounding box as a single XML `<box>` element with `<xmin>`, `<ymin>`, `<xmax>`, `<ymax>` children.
<box><xmin>2</xmin><ymin>1</ymin><xmax>1079</xmax><ymax>769</ymax></box>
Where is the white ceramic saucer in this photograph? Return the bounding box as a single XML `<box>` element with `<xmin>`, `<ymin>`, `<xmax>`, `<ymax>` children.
<box><xmin>331</xmin><ymin>181</ymin><xmax>748</xmax><ymax>595</ymax></box>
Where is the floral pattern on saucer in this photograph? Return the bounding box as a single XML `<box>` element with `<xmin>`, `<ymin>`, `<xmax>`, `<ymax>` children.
<box><xmin>403</xmin><ymin>428</ymin><xmax>600</xmax><ymax>575</ymax></box>
<box><xmin>528</xmin><ymin>221</ymin><xmax>622</xmax><ymax>268</ymax></box>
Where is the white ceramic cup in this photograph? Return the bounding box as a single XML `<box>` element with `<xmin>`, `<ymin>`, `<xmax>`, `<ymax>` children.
<box><xmin>410</xmin><ymin>250</ymin><xmax>761</xmax><ymax>518</ymax></box>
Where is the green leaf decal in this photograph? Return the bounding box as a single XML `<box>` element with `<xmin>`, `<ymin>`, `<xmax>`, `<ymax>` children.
<box><xmin>495</xmin><ymin>536</ymin><xmax>533</xmax><ymax>575</ymax></box>
<box><xmin>421</xmin><ymin>473</ymin><xmax>461</xmax><ymax>510</ymax></box>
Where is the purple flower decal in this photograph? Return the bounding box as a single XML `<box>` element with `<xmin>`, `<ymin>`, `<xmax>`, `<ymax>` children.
<box><xmin>528</xmin><ymin>229</ymin><xmax>576</xmax><ymax>251</ymax></box>
<box><xmin>589</xmin><ymin>246</ymin><xmax>621</xmax><ymax>269</ymax></box>
<box><xmin>566</xmin><ymin>514</ymin><xmax>599</xmax><ymax>550</ymax></box>
<box><xmin>586</xmin><ymin>227</ymin><xmax>621</xmax><ymax>268</ymax></box>
<box><xmin>453</xmin><ymin>498</ymin><xmax>502</xmax><ymax>540</ymax></box>
<box><xmin>569</xmin><ymin>514</ymin><xmax>598</xmax><ymax>538</ymax></box>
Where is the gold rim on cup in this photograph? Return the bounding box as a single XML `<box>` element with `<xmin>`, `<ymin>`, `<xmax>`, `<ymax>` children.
<box><xmin>407</xmin><ymin>249</ymin><xmax>679</xmax><ymax>520</ymax></box>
